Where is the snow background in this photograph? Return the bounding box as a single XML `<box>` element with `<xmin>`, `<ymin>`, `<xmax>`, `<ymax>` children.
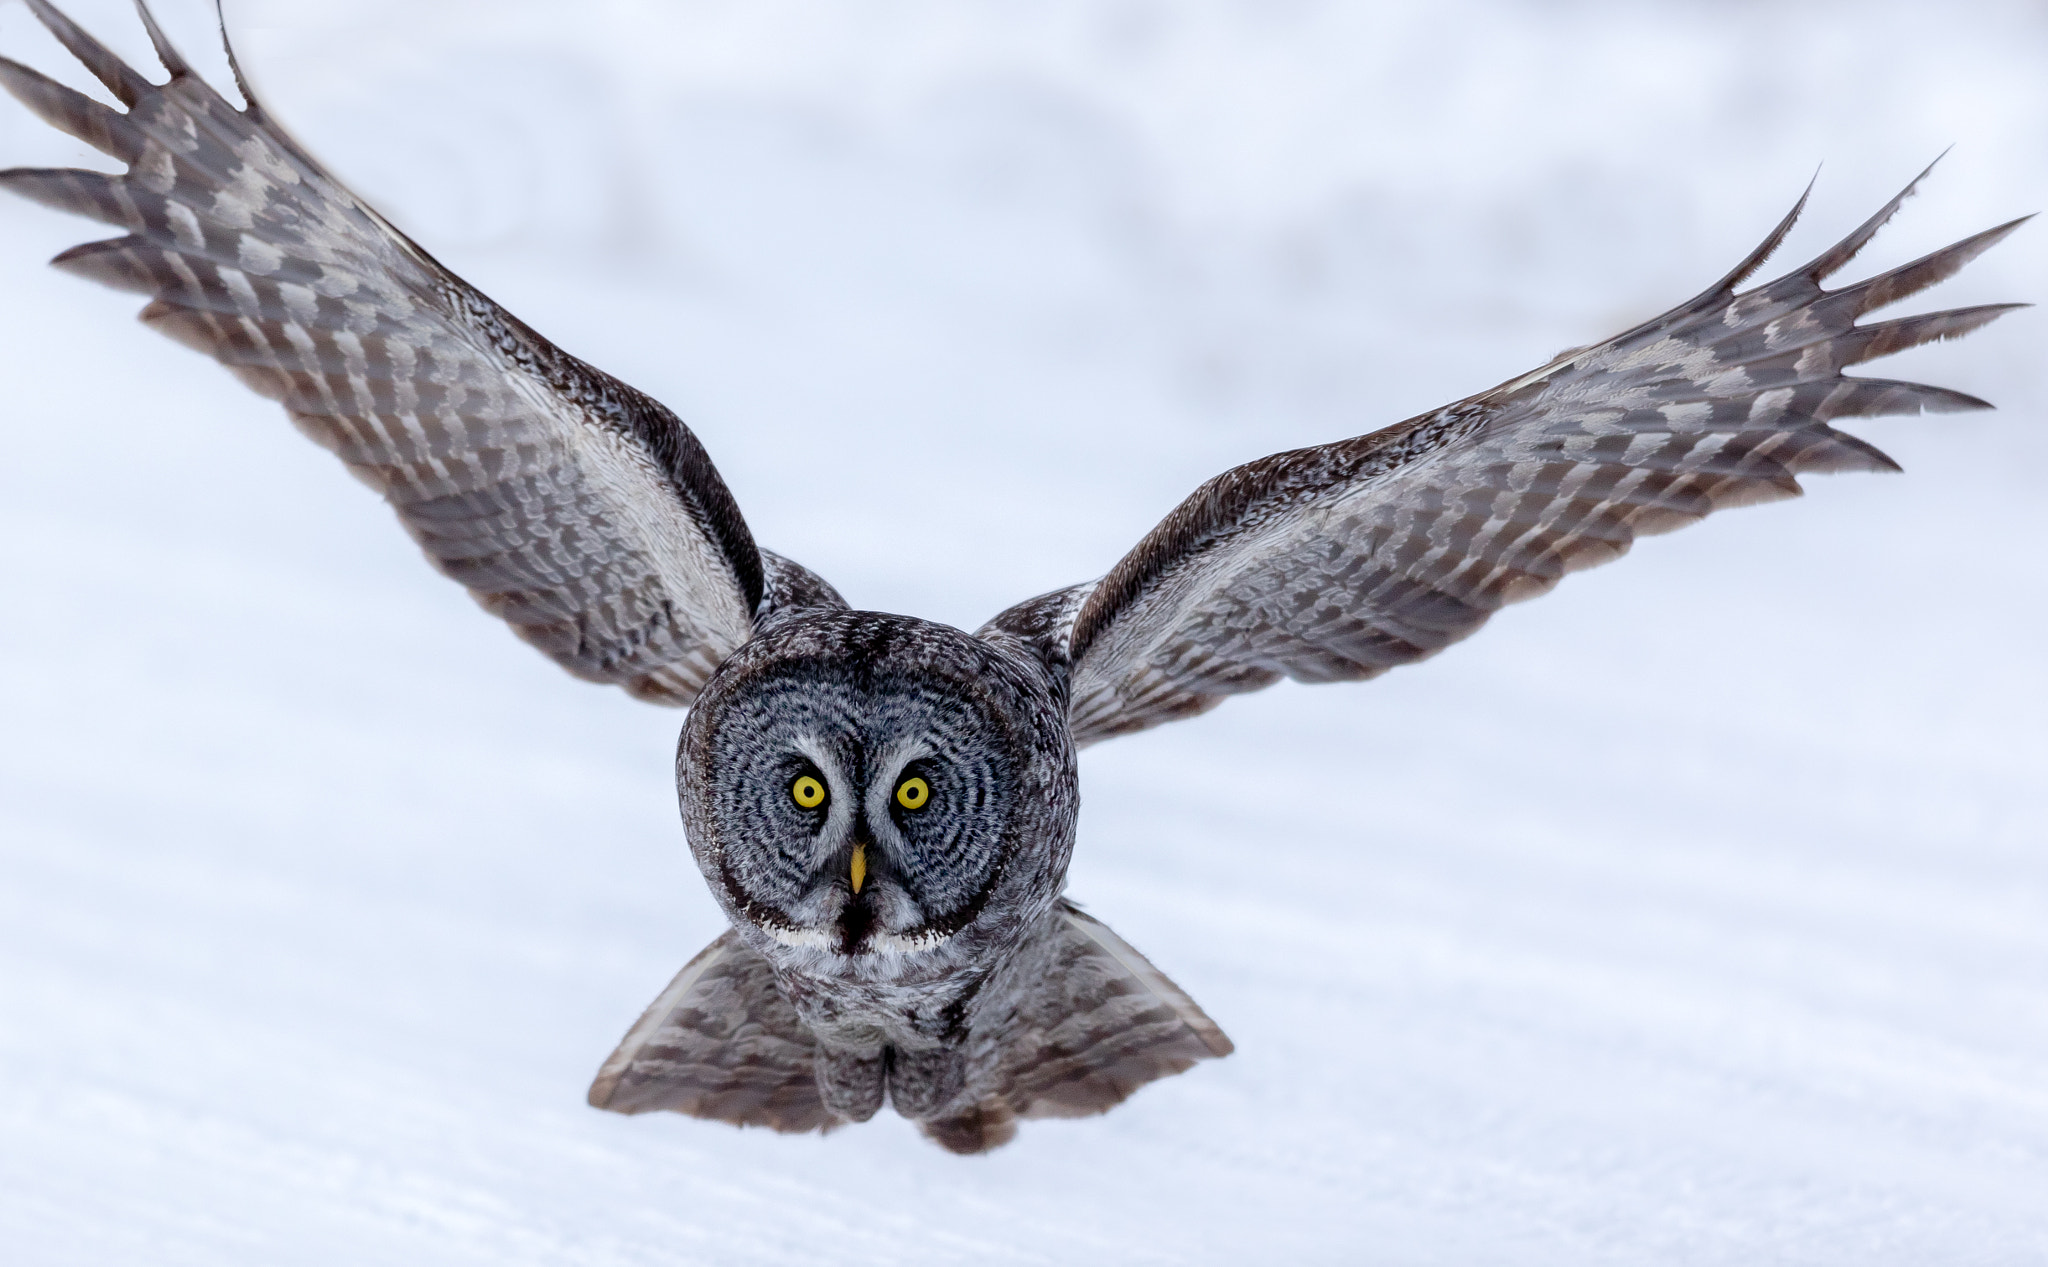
<box><xmin>1</xmin><ymin>0</ymin><xmax>2044</xmax><ymax>1261</ymax></box>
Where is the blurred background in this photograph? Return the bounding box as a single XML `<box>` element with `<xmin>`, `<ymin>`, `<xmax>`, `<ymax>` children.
<box><xmin>0</xmin><ymin>1</ymin><xmax>2043</xmax><ymax>1262</ymax></box>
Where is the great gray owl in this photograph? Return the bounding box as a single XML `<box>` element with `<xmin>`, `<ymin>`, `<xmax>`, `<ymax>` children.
<box><xmin>0</xmin><ymin>1</ymin><xmax>2025</xmax><ymax>1154</ymax></box>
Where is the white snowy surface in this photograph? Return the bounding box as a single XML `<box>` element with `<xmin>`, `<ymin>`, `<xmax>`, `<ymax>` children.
<box><xmin>1</xmin><ymin>0</ymin><xmax>2045</xmax><ymax>1261</ymax></box>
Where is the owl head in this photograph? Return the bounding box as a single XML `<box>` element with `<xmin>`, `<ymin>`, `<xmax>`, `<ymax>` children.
<box><xmin>678</xmin><ymin>611</ymin><xmax>1077</xmax><ymax>981</ymax></box>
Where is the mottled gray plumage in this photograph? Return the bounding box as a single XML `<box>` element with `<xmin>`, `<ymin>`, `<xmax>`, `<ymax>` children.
<box><xmin>1008</xmin><ymin>185</ymin><xmax>2029</xmax><ymax>745</ymax></box>
<box><xmin>1</xmin><ymin>3</ymin><xmax>2023</xmax><ymax>1153</ymax></box>
<box><xmin>0</xmin><ymin>0</ymin><xmax>824</xmax><ymax>705</ymax></box>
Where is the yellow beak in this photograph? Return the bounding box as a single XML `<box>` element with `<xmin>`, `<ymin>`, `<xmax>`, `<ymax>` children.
<box><xmin>850</xmin><ymin>844</ymin><xmax>867</xmax><ymax>894</ymax></box>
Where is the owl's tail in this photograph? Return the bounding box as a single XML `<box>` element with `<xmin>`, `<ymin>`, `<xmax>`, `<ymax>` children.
<box><xmin>585</xmin><ymin>902</ymin><xmax>1233</xmax><ymax>1153</ymax></box>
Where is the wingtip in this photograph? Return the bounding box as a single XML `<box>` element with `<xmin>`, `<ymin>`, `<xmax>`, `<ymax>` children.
<box><xmin>21</xmin><ymin>0</ymin><xmax>151</xmax><ymax>107</ymax></box>
<box><xmin>0</xmin><ymin>52</ymin><xmax>46</xmax><ymax>105</ymax></box>
<box><xmin>1707</xmin><ymin>172</ymin><xmax>1815</xmax><ymax>297</ymax></box>
<box><xmin>1798</xmin><ymin>154</ymin><xmax>1947</xmax><ymax>284</ymax></box>
<box><xmin>1930</xmin><ymin>388</ymin><xmax>1996</xmax><ymax>414</ymax></box>
<box><xmin>130</xmin><ymin>0</ymin><xmax>190</xmax><ymax>78</ymax></box>
<box><xmin>212</xmin><ymin>0</ymin><xmax>264</xmax><ymax>118</ymax></box>
<box><xmin>1988</xmin><ymin>211</ymin><xmax>2039</xmax><ymax>243</ymax></box>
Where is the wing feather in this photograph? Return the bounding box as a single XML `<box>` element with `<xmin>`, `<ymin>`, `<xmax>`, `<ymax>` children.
<box><xmin>983</xmin><ymin>170</ymin><xmax>2027</xmax><ymax>746</ymax></box>
<box><xmin>0</xmin><ymin>2</ymin><xmax>843</xmax><ymax>704</ymax></box>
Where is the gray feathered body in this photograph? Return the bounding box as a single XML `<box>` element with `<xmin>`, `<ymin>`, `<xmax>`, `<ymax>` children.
<box><xmin>611</xmin><ymin>609</ymin><xmax>1230</xmax><ymax>1151</ymax></box>
<box><xmin>0</xmin><ymin>1</ymin><xmax>2025</xmax><ymax>1154</ymax></box>
<box><xmin>681</xmin><ymin>611</ymin><xmax>1083</xmax><ymax>1145</ymax></box>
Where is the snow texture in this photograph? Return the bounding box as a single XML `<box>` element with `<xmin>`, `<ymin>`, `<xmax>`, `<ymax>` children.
<box><xmin>1</xmin><ymin>0</ymin><xmax>2044</xmax><ymax>1262</ymax></box>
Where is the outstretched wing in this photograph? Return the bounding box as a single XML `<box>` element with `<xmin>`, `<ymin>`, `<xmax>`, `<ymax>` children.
<box><xmin>0</xmin><ymin>1</ymin><xmax>840</xmax><ymax>705</ymax></box>
<box><xmin>984</xmin><ymin>167</ymin><xmax>2027</xmax><ymax>747</ymax></box>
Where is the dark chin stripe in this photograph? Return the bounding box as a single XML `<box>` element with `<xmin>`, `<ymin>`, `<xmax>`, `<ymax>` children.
<box><xmin>838</xmin><ymin>899</ymin><xmax>874</xmax><ymax>957</ymax></box>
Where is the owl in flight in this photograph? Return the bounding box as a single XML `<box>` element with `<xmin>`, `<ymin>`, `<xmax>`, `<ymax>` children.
<box><xmin>1</xmin><ymin>1</ymin><xmax>2026</xmax><ymax>1153</ymax></box>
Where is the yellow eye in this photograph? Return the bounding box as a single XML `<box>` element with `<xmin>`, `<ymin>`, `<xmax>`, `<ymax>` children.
<box><xmin>791</xmin><ymin>775</ymin><xmax>827</xmax><ymax>809</ymax></box>
<box><xmin>895</xmin><ymin>776</ymin><xmax>930</xmax><ymax>811</ymax></box>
